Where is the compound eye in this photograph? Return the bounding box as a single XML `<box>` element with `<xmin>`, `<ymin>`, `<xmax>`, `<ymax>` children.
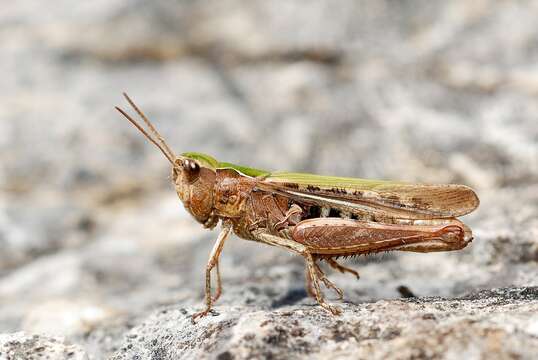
<box><xmin>183</xmin><ymin>159</ymin><xmax>200</xmax><ymax>183</ymax></box>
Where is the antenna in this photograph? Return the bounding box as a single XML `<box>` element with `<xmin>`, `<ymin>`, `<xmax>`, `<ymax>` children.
<box><xmin>115</xmin><ymin>93</ymin><xmax>176</xmax><ymax>165</ymax></box>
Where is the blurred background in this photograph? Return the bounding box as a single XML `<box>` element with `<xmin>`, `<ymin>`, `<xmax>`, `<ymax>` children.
<box><xmin>1</xmin><ymin>0</ymin><xmax>537</xmax><ymax>358</ymax></box>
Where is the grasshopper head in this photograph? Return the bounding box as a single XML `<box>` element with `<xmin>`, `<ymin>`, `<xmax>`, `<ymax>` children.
<box><xmin>116</xmin><ymin>93</ymin><xmax>218</xmax><ymax>228</ymax></box>
<box><xmin>172</xmin><ymin>153</ymin><xmax>217</xmax><ymax>227</ymax></box>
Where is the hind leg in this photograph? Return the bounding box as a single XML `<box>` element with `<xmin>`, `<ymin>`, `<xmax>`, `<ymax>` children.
<box><xmin>326</xmin><ymin>258</ymin><xmax>360</xmax><ymax>279</ymax></box>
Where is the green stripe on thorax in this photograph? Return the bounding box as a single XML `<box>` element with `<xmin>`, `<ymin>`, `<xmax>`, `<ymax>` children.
<box><xmin>181</xmin><ymin>152</ymin><xmax>270</xmax><ymax>178</ymax></box>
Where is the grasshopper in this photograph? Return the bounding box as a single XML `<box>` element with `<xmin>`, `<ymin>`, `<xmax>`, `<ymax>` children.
<box><xmin>115</xmin><ymin>93</ymin><xmax>479</xmax><ymax>321</ymax></box>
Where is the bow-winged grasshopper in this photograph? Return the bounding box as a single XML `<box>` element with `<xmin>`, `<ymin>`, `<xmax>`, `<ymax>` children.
<box><xmin>116</xmin><ymin>93</ymin><xmax>479</xmax><ymax>321</ymax></box>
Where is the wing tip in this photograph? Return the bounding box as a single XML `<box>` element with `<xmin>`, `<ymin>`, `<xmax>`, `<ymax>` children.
<box><xmin>468</xmin><ymin>186</ymin><xmax>480</xmax><ymax>211</ymax></box>
<box><xmin>458</xmin><ymin>184</ymin><xmax>480</xmax><ymax>216</ymax></box>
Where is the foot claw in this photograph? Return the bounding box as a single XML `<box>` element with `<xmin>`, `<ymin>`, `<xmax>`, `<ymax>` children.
<box><xmin>320</xmin><ymin>303</ymin><xmax>342</xmax><ymax>315</ymax></box>
<box><xmin>191</xmin><ymin>309</ymin><xmax>210</xmax><ymax>324</ymax></box>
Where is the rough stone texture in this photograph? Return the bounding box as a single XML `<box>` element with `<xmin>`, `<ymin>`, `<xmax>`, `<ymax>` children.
<box><xmin>0</xmin><ymin>332</ymin><xmax>88</xmax><ymax>360</ymax></box>
<box><xmin>1</xmin><ymin>1</ymin><xmax>537</xmax><ymax>359</ymax></box>
<box><xmin>110</xmin><ymin>288</ymin><xmax>538</xmax><ymax>360</ymax></box>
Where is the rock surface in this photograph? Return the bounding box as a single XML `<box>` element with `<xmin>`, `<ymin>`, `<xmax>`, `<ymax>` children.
<box><xmin>1</xmin><ymin>1</ymin><xmax>537</xmax><ymax>359</ymax></box>
<box><xmin>0</xmin><ymin>332</ymin><xmax>88</xmax><ymax>360</ymax></box>
<box><xmin>111</xmin><ymin>288</ymin><xmax>538</xmax><ymax>360</ymax></box>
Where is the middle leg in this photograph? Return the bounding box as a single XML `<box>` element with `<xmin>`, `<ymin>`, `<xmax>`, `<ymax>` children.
<box><xmin>304</xmin><ymin>252</ymin><xmax>342</xmax><ymax>315</ymax></box>
<box><xmin>314</xmin><ymin>261</ymin><xmax>344</xmax><ymax>299</ymax></box>
<box><xmin>305</xmin><ymin>259</ymin><xmax>344</xmax><ymax>300</ymax></box>
<box><xmin>253</xmin><ymin>231</ymin><xmax>341</xmax><ymax>315</ymax></box>
<box><xmin>326</xmin><ymin>258</ymin><xmax>360</xmax><ymax>279</ymax></box>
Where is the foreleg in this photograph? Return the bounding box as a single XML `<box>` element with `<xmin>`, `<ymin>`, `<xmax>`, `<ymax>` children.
<box><xmin>192</xmin><ymin>222</ymin><xmax>232</xmax><ymax>322</ymax></box>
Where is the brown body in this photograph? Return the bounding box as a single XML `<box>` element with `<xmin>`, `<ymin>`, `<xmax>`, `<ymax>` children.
<box><xmin>188</xmin><ymin>167</ymin><xmax>472</xmax><ymax>255</ymax></box>
<box><xmin>116</xmin><ymin>93</ymin><xmax>479</xmax><ymax>321</ymax></box>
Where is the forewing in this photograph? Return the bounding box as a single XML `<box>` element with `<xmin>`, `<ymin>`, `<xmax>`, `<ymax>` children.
<box><xmin>258</xmin><ymin>172</ymin><xmax>479</xmax><ymax>219</ymax></box>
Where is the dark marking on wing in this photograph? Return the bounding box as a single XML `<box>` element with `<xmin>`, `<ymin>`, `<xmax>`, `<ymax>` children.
<box><xmin>257</xmin><ymin>173</ymin><xmax>479</xmax><ymax>219</ymax></box>
<box><xmin>281</xmin><ymin>182</ymin><xmax>300</xmax><ymax>189</ymax></box>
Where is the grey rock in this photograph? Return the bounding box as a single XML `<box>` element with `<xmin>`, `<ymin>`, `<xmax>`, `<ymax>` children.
<box><xmin>0</xmin><ymin>332</ymin><xmax>88</xmax><ymax>360</ymax></box>
<box><xmin>110</xmin><ymin>288</ymin><xmax>538</xmax><ymax>360</ymax></box>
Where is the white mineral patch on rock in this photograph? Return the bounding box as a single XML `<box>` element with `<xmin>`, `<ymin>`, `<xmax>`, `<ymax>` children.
<box><xmin>22</xmin><ymin>299</ymin><xmax>117</xmax><ymax>337</ymax></box>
